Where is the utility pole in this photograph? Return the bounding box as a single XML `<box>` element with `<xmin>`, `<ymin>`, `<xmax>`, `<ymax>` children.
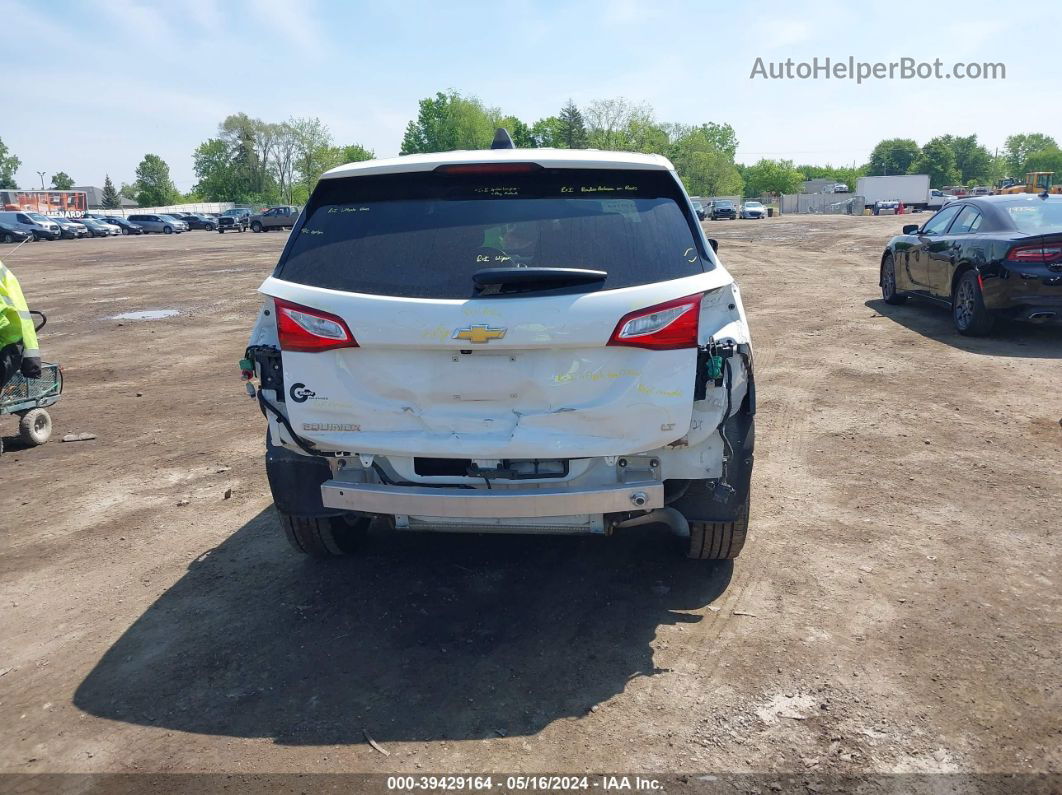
<box><xmin>36</xmin><ymin>171</ymin><xmax>46</xmax><ymax>189</ymax></box>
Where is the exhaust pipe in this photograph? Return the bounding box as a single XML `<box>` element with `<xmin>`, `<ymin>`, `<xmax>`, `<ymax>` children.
<box><xmin>1028</xmin><ymin>311</ymin><xmax>1056</xmax><ymax>320</ymax></box>
<box><xmin>614</xmin><ymin>507</ymin><xmax>690</xmax><ymax>538</ymax></box>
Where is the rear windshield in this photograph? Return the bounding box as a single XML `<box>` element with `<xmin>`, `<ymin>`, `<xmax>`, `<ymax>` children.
<box><xmin>1003</xmin><ymin>200</ymin><xmax>1062</xmax><ymax>233</ymax></box>
<box><xmin>274</xmin><ymin>168</ymin><xmax>707</xmax><ymax>298</ymax></box>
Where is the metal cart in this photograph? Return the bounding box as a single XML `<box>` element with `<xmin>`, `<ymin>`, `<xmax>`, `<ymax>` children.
<box><xmin>0</xmin><ymin>311</ymin><xmax>61</xmax><ymax>454</ymax></box>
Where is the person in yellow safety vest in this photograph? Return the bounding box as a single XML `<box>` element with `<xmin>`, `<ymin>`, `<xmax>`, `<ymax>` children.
<box><xmin>0</xmin><ymin>259</ymin><xmax>42</xmax><ymax>385</ymax></box>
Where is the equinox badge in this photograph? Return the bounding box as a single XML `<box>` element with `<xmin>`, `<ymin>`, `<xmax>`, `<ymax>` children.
<box><xmin>452</xmin><ymin>324</ymin><xmax>507</xmax><ymax>344</ymax></box>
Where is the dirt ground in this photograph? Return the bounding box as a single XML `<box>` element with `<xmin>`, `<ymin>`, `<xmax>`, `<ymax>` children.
<box><xmin>1</xmin><ymin>216</ymin><xmax>1059</xmax><ymax>789</ymax></box>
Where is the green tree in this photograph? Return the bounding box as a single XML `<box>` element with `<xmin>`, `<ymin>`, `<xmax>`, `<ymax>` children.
<box><xmin>530</xmin><ymin>116</ymin><xmax>565</xmax><ymax>147</ymax></box>
<box><xmin>50</xmin><ymin>171</ymin><xmax>74</xmax><ymax>190</ymax></box>
<box><xmin>1024</xmin><ymin>146</ymin><xmax>1062</xmax><ymax>179</ymax></box>
<box><xmin>400</xmin><ymin>91</ymin><xmax>495</xmax><ymax>154</ymax></box>
<box><xmin>743</xmin><ymin>159</ymin><xmax>805</xmax><ymax>196</ymax></box>
<box><xmin>337</xmin><ymin>143</ymin><xmax>374</xmax><ymax>163</ymax></box>
<box><xmin>936</xmin><ymin>134</ymin><xmax>992</xmax><ymax>185</ymax></box>
<box><xmin>134</xmin><ymin>154</ymin><xmax>179</xmax><ymax>206</ymax></box>
<box><xmin>101</xmin><ymin>175</ymin><xmax>121</xmax><ymax>209</ymax></box>
<box><xmin>867</xmin><ymin>138</ymin><xmax>920</xmax><ymax>176</ymax></box>
<box><xmin>557</xmin><ymin>99</ymin><xmax>588</xmax><ymax>148</ymax></box>
<box><xmin>909</xmin><ymin>139</ymin><xmax>960</xmax><ymax>188</ymax></box>
<box><xmin>218</xmin><ymin>113</ymin><xmax>278</xmax><ymax>198</ymax></box>
<box><xmin>119</xmin><ymin>182</ymin><xmax>138</xmax><ymax>200</ymax></box>
<box><xmin>0</xmin><ymin>137</ymin><xmax>20</xmax><ymax>189</ymax></box>
<box><xmin>584</xmin><ymin>98</ymin><xmax>663</xmax><ymax>151</ymax></box>
<box><xmin>193</xmin><ymin>138</ymin><xmax>245</xmax><ymax>201</ymax></box>
<box><xmin>1003</xmin><ymin>133</ymin><xmax>1059</xmax><ymax>178</ymax></box>
<box><xmin>666</xmin><ymin>125</ymin><xmax>743</xmax><ymax>196</ymax></box>
<box><xmin>291</xmin><ymin>116</ymin><xmax>341</xmax><ymax>197</ymax></box>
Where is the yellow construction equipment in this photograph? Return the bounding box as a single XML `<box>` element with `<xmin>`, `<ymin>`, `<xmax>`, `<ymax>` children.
<box><xmin>999</xmin><ymin>172</ymin><xmax>1062</xmax><ymax>195</ymax></box>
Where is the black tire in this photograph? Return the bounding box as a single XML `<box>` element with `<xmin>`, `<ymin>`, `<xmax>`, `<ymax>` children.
<box><xmin>2</xmin><ymin>233</ymin><xmax>13</xmax><ymax>244</ymax></box>
<box><xmin>952</xmin><ymin>270</ymin><xmax>995</xmax><ymax>336</ymax></box>
<box><xmin>218</xmin><ymin>228</ymin><xmax>225</xmax><ymax>234</ymax></box>
<box><xmin>31</xmin><ymin>232</ymin><xmax>41</xmax><ymax>241</ymax></box>
<box><xmin>205</xmin><ymin>223</ymin><xmax>215</xmax><ymax>231</ymax></box>
<box><xmin>881</xmin><ymin>253</ymin><xmax>907</xmax><ymax>305</ymax></box>
<box><xmin>122</xmin><ymin>228</ymin><xmax>129</xmax><ymax>235</ymax></box>
<box><xmin>251</xmin><ymin>221</ymin><xmax>262</xmax><ymax>233</ymax></box>
<box><xmin>18</xmin><ymin>409</ymin><xmax>52</xmax><ymax>446</ymax></box>
<box><xmin>281</xmin><ymin>512</ymin><xmax>370</xmax><ymax>558</ymax></box>
<box><xmin>687</xmin><ymin>492</ymin><xmax>749</xmax><ymax>560</ymax></box>
<box><xmin>163</xmin><ymin>226</ymin><xmax>173</xmax><ymax>234</ymax></box>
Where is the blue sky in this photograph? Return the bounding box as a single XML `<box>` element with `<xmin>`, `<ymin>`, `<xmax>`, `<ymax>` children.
<box><xmin>5</xmin><ymin>0</ymin><xmax>1058</xmax><ymax>191</ymax></box>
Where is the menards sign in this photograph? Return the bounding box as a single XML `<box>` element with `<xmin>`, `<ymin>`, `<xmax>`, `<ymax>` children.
<box><xmin>0</xmin><ymin>190</ymin><xmax>88</xmax><ymax>216</ymax></box>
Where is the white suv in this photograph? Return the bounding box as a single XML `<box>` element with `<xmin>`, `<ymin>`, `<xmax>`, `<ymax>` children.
<box><xmin>244</xmin><ymin>144</ymin><xmax>756</xmax><ymax>560</ymax></box>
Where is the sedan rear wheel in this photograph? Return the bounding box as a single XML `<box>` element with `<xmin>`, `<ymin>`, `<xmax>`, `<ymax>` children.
<box><xmin>881</xmin><ymin>254</ymin><xmax>907</xmax><ymax>305</ymax></box>
<box><xmin>163</xmin><ymin>226</ymin><xmax>173</xmax><ymax>234</ymax></box>
<box><xmin>952</xmin><ymin>271</ymin><xmax>994</xmax><ymax>336</ymax></box>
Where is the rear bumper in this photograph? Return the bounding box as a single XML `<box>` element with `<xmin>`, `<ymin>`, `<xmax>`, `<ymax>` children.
<box><xmin>320</xmin><ymin>480</ymin><xmax>664</xmax><ymax>518</ymax></box>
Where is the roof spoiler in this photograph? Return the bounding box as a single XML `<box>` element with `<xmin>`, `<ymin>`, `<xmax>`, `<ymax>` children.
<box><xmin>490</xmin><ymin>128</ymin><xmax>516</xmax><ymax>150</ymax></box>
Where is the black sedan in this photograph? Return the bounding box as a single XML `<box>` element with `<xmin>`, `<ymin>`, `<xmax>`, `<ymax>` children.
<box><xmin>100</xmin><ymin>216</ymin><xmax>145</xmax><ymax>235</ymax></box>
<box><xmin>879</xmin><ymin>194</ymin><xmax>1062</xmax><ymax>335</ymax></box>
<box><xmin>0</xmin><ymin>222</ymin><xmax>32</xmax><ymax>244</ymax></box>
<box><xmin>173</xmin><ymin>213</ymin><xmax>216</xmax><ymax>231</ymax></box>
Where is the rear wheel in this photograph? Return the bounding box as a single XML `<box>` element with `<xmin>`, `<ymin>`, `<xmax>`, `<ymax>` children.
<box><xmin>953</xmin><ymin>271</ymin><xmax>994</xmax><ymax>336</ymax></box>
<box><xmin>205</xmin><ymin>223</ymin><xmax>215</xmax><ymax>231</ymax></box>
<box><xmin>163</xmin><ymin>226</ymin><xmax>173</xmax><ymax>234</ymax></box>
<box><xmin>2</xmin><ymin>233</ymin><xmax>12</xmax><ymax>243</ymax></box>
<box><xmin>686</xmin><ymin>493</ymin><xmax>749</xmax><ymax>560</ymax></box>
<box><xmin>281</xmin><ymin>512</ymin><xmax>370</xmax><ymax>558</ymax></box>
<box><xmin>251</xmin><ymin>221</ymin><xmax>262</xmax><ymax>233</ymax></box>
<box><xmin>881</xmin><ymin>254</ymin><xmax>906</xmax><ymax>305</ymax></box>
<box><xmin>18</xmin><ymin>409</ymin><xmax>52</xmax><ymax>446</ymax></box>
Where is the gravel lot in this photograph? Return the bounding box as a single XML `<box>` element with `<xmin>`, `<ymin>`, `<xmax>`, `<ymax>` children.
<box><xmin>1</xmin><ymin>216</ymin><xmax>1058</xmax><ymax>789</ymax></box>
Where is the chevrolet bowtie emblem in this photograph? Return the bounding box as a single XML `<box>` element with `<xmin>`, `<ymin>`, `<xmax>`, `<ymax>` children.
<box><xmin>452</xmin><ymin>324</ymin><xmax>507</xmax><ymax>344</ymax></box>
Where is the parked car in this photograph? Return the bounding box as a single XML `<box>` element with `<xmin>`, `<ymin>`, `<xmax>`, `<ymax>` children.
<box><xmin>217</xmin><ymin>208</ymin><xmax>251</xmax><ymax>233</ymax></box>
<box><xmin>127</xmin><ymin>213</ymin><xmax>185</xmax><ymax>234</ymax></box>
<box><xmin>971</xmin><ymin>186</ymin><xmax>992</xmax><ymax>197</ymax></box>
<box><xmin>244</xmin><ymin>148</ymin><xmax>756</xmax><ymax>561</ymax></box>
<box><xmin>250</xmin><ymin>205</ymin><xmax>300</xmax><ymax>232</ymax></box>
<box><xmin>873</xmin><ymin>200</ymin><xmax>900</xmax><ymax>216</ymax></box>
<box><xmin>0</xmin><ymin>211</ymin><xmax>61</xmax><ymax>240</ymax></box>
<box><xmin>879</xmin><ymin>194</ymin><xmax>1062</xmax><ymax>335</ymax></box>
<box><xmin>184</xmin><ymin>214</ymin><xmax>217</xmax><ymax>230</ymax></box>
<box><xmin>710</xmin><ymin>199</ymin><xmax>737</xmax><ymax>220</ymax></box>
<box><xmin>692</xmin><ymin>200</ymin><xmax>706</xmax><ymax>221</ymax></box>
<box><xmin>100</xmin><ymin>216</ymin><xmax>145</xmax><ymax>235</ymax></box>
<box><xmin>0</xmin><ymin>221</ymin><xmax>32</xmax><ymax>244</ymax></box>
<box><xmin>158</xmin><ymin>215</ymin><xmax>189</xmax><ymax>232</ymax></box>
<box><xmin>740</xmin><ymin>201</ymin><xmax>767</xmax><ymax>219</ymax></box>
<box><xmin>167</xmin><ymin>213</ymin><xmax>215</xmax><ymax>230</ymax></box>
<box><xmin>76</xmin><ymin>218</ymin><xmax>116</xmax><ymax>237</ymax></box>
<box><xmin>48</xmin><ymin>216</ymin><xmax>89</xmax><ymax>239</ymax></box>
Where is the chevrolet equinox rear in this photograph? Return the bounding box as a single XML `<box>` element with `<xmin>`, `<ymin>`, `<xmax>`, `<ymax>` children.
<box><xmin>244</xmin><ymin>145</ymin><xmax>756</xmax><ymax>560</ymax></box>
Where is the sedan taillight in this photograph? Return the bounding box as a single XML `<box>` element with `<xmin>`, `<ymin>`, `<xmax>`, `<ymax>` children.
<box><xmin>1007</xmin><ymin>244</ymin><xmax>1062</xmax><ymax>263</ymax></box>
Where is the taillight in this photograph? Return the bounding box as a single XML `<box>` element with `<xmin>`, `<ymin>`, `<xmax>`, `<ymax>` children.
<box><xmin>607</xmin><ymin>293</ymin><xmax>702</xmax><ymax>350</ymax></box>
<box><xmin>274</xmin><ymin>298</ymin><xmax>357</xmax><ymax>353</ymax></box>
<box><xmin>1007</xmin><ymin>244</ymin><xmax>1062</xmax><ymax>263</ymax></box>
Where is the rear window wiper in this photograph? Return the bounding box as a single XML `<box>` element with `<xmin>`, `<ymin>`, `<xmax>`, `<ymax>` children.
<box><xmin>472</xmin><ymin>267</ymin><xmax>607</xmax><ymax>296</ymax></box>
